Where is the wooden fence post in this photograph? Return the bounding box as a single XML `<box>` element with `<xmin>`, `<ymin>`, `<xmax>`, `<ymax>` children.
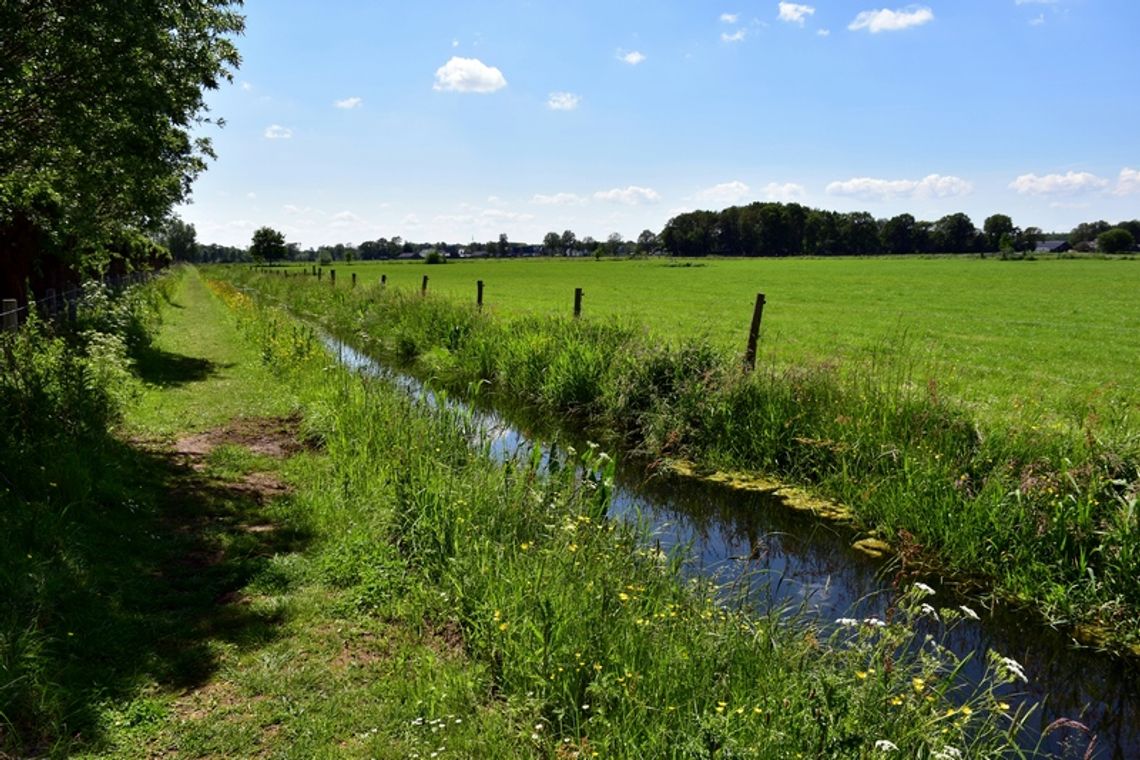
<box><xmin>743</xmin><ymin>293</ymin><xmax>766</xmax><ymax>372</ymax></box>
<box><xmin>573</xmin><ymin>287</ymin><xmax>583</xmax><ymax>318</ymax></box>
<box><xmin>351</xmin><ymin>272</ymin><xmax>357</xmax><ymax>288</ymax></box>
<box><xmin>330</xmin><ymin>269</ymin><xmax>336</xmax><ymax>285</ymax></box>
<box><xmin>381</xmin><ymin>274</ymin><xmax>387</xmax><ymax>287</ymax></box>
<box><xmin>1</xmin><ymin>299</ymin><xmax>17</xmax><ymax>331</ymax></box>
<box><xmin>421</xmin><ymin>275</ymin><xmax>428</xmax><ymax>295</ymax></box>
<box><xmin>318</xmin><ymin>268</ymin><xmax>323</xmax><ymax>281</ymax></box>
<box><xmin>477</xmin><ymin>280</ymin><xmax>484</xmax><ymax>309</ymax></box>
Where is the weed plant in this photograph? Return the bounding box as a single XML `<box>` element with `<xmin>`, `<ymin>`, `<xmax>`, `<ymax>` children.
<box><xmin>217</xmin><ymin>276</ymin><xmax>1043</xmax><ymax>757</ymax></box>
<box><xmin>223</xmin><ymin>268</ymin><xmax>1140</xmax><ymax>651</ymax></box>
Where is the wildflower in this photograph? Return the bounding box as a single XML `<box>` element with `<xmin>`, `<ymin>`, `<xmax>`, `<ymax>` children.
<box><xmin>753</xmin><ymin>706</ymin><xmax>762</xmax><ymax>714</ymax></box>
<box><xmin>914</xmin><ymin>582</ymin><xmax>936</xmax><ymax>597</ymax></box>
<box><xmin>997</xmin><ymin>701</ymin><xmax>1011</xmax><ymax>711</ymax></box>
<box><xmin>520</xmin><ymin>542</ymin><xmax>531</xmax><ymax>551</ymax></box>
<box><xmin>618</xmin><ymin>592</ymin><xmax>630</xmax><ymax>602</ymax></box>
<box><xmin>568</xmin><ymin>543</ymin><xmax>579</xmax><ymax>553</ymax></box>
<box><xmin>933</xmin><ymin>748</ymin><xmax>963</xmax><ymax>760</ymax></box>
<box><xmin>856</xmin><ymin>670</ymin><xmax>869</xmax><ymax>680</ymax></box>
<box><xmin>999</xmin><ymin>656</ymin><xmax>1028</xmax><ymax>683</ymax></box>
<box><xmin>959</xmin><ymin>705</ymin><xmax>973</xmax><ymax>717</ymax></box>
<box><xmin>959</xmin><ymin>605</ymin><xmax>979</xmax><ymax>621</ymax></box>
<box><xmin>499</xmin><ymin>622</ymin><xmax>509</xmax><ymax>632</ymax></box>
<box><xmin>912</xmin><ymin>677</ymin><xmax>925</xmax><ymax>693</ymax></box>
<box><xmin>920</xmin><ymin>603</ymin><xmax>939</xmax><ymax>619</ymax></box>
<box><xmin>863</xmin><ymin>617</ymin><xmax>886</xmax><ymax>628</ymax></box>
<box><xmin>889</xmin><ymin>696</ymin><xmax>904</xmax><ymax>706</ymax></box>
<box><xmin>874</xmin><ymin>739</ymin><xmax>899</xmax><ymax>752</ymax></box>
<box><xmin>836</xmin><ymin>617</ymin><xmax>859</xmax><ymax>627</ymax></box>
<box><xmin>593</xmin><ymin>663</ymin><xmax>603</xmax><ymax>671</ymax></box>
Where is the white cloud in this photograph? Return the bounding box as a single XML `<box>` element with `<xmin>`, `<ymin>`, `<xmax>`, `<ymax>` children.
<box><xmin>334</xmin><ymin>96</ymin><xmax>363</xmax><ymax>109</ymax></box>
<box><xmin>547</xmin><ymin>91</ymin><xmax>581</xmax><ymax>111</ymax></box>
<box><xmin>695</xmin><ymin>180</ymin><xmax>751</xmax><ymax>204</ymax></box>
<box><xmin>1116</xmin><ymin>168</ymin><xmax>1140</xmax><ymax>196</ymax></box>
<box><xmin>848</xmin><ymin>6</ymin><xmax>934</xmax><ymax>33</ymax></box>
<box><xmin>452</xmin><ymin>39</ymin><xmax>460</xmax><ymax>47</ymax></box>
<box><xmin>762</xmin><ymin>182</ymin><xmax>807</xmax><ymax>200</ymax></box>
<box><xmin>720</xmin><ymin>12</ymin><xmax>739</xmax><ymax>23</ymax></box>
<box><xmin>619</xmin><ymin>50</ymin><xmax>646</xmax><ymax>65</ymax></box>
<box><xmin>1008</xmin><ymin>171</ymin><xmax>1109</xmax><ymax>196</ymax></box>
<box><xmin>531</xmin><ymin>192</ymin><xmax>588</xmax><ymax>206</ymax></box>
<box><xmin>594</xmin><ymin>186</ymin><xmax>661</xmax><ymax>205</ymax></box>
<box><xmin>240</xmin><ymin>81</ymin><xmax>253</xmax><ymax>92</ymax></box>
<box><xmin>817</xmin><ymin>28</ymin><xmax>831</xmax><ymax>36</ymax></box>
<box><xmin>826</xmin><ymin>174</ymin><xmax>973</xmax><ymax>200</ymax></box>
<box><xmin>433</xmin><ymin>56</ymin><xmax>507</xmax><ymax>93</ymax></box>
<box><xmin>1029</xmin><ymin>14</ymin><xmax>1045</xmax><ymax>25</ymax></box>
<box><xmin>481</xmin><ymin>209</ymin><xmax>535</xmax><ymax>222</ymax></box>
<box><xmin>331</xmin><ymin>211</ymin><xmax>364</xmax><ymax>227</ymax></box>
<box><xmin>246</xmin><ymin>192</ymin><xmax>257</xmax><ymax>200</ymax></box>
<box><xmin>721</xmin><ymin>29</ymin><xmax>747</xmax><ymax>42</ymax></box>
<box><xmin>778</xmin><ymin>3</ymin><xmax>816</xmax><ymax>25</ymax></box>
<box><xmin>264</xmin><ymin>124</ymin><xmax>293</xmax><ymax>139</ymax></box>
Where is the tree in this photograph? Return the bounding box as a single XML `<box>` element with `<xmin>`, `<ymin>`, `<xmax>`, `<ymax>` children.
<box><xmin>159</xmin><ymin>217</ymin><xmax>198</xmax><ymax>261</ymax></box>
<box><xmin>1097</xmin><ymin>228</ymin><xmax>1135</xmax><ymax>254</ymax></box>
<box><xmin>560</xmin><ymin>230</ymin><xmax>577</xmax><ymax>255</ymax></box>
<box><xmin>497</xmin><ymin>233</ymin><xmax>510</xmax><ymax>257</ymax></box>
<box><xmin>1</xmin><ymin>2</ymin><xmax>245</xmax><ymax>300</ymax></box>
<box><xmin>636</xmin><ymin>229</ymin><xmax>658</xmax><ymax>255</ymax></box>
<box><xmin>1069</xmin><ymin>220</ymin><xmax>1111</xmax><ymax>246</ymax></box>
<box><xmin>605</xmin><ymin>232</ymin><xmax>624</xmax><ymax>256</ymax></box>
<box><xmin>881</xmin><ymin>213</ymin><xmax>917</xmax><ymax>254</ymax></box>
<box><xmin>983</xmin><ymin>214</ymin><xmax>1016</xmax><ymax>252</ymax></box>
<box><xmin>250</xmin><ymin>227</ymin><xmax>287</xmax><ymax>263</ymax></box>
<box><xmin>543</xmin><ymin>231</ymin><xmax>561</xmax><ymax>255</ymax></box>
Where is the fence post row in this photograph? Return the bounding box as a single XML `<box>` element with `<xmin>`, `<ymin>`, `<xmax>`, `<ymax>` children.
<box><xmin>743</xmin><ymin>292</ymin><xmax>766</xmax><ymax>372</ymax></box>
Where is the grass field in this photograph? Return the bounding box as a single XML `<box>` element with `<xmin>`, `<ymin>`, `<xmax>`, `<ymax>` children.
<box><xmin>284</xmin><ymin>256</ymin><xmax>1140</xmax><ymax>425</ymax></box>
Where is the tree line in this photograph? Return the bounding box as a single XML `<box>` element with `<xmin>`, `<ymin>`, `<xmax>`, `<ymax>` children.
<box><xmin>1</xmin><ymin>2</ymin><xmax>244</xmax><ymax>303</ymax></box>
<box><xmin>659</xmin><ymin>203</ymin><xmax>1138</xmax><ymax>258</ymax></box>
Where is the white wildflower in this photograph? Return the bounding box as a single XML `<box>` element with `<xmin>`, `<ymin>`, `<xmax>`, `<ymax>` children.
<box><xmin>874</xmin><ymin>739</ymin><xmax>899</xmax><ymax>752</ymax></box>
<box><xmin>920</xmin><ymin>603</ymin><xmax>938</xmax><ymax>618</ymax></box>
<box><xmin>863</xmin><ymin>617</ymin><xmax>887</xmax><ymax>628</ymax></box>
<box><xmin>836</xmin><ymin>617</ymin><xmax>860</xmax><ymax>627</ymax></box>
<box><xmin>959</xmin><ymin>605</ymin><xmax>979</xmax><ymax>620</ymax></box>
<box><xmin>914</xmin><ymin>582</ymin><xmax>936</xmax><ymax>597</ymax></box>
<box><xmin>934</xmin><ymin>748</ymin><xmax>963</xmax><ymax>759</ymax></box>
<box><xmin>1000</xmin><ymin>656</ymin><xmax>1028</xmax><ymax>683</ymax></box>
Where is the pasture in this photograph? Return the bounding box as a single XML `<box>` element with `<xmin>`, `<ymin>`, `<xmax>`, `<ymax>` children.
<box><xmin>288</xmin><ymin>256</ymin><xmax>1140</xmax><ymax>426</ymax></box>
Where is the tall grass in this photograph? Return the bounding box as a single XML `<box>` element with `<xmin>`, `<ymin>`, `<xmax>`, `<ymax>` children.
<box><xmin>224</xmin><ymin>268</ymin><xmax>1140</xmax><ymax>651</ymax></box>
<box><xmin>225</xmin><ymin>277</ymin><xmax>1043</xmax><ymax>757</ymax></box>
<box><xmin>0</xmin><ymin>278</ymin><xmax>170</xmax><ymax>751</ymax></box>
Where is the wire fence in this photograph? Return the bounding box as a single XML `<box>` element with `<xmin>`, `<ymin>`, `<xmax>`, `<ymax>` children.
<box><xmin>1</xmin><ymin>271</ymin><xmax>156</xmax><ymax>333</ymax></box>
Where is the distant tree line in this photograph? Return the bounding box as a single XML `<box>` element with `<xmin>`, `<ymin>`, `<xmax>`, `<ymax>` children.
<box><xmin>658</xmin><ymin>204</ymin><xmax>1139</xmax><ymax>257</ymax></box>
<box><xmin>168</xmin><ymin>207</ymin><xmax>1139</xmax><ymax>265</ymax></box>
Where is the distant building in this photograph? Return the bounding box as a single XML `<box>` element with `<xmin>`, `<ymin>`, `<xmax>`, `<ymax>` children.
<box><xmin>1035</xmin><ymin>239</ymin><xmax>1071</xmax><ymax>254</ymax></box>
<box><xmin>396</xmin><ymin>251</ymin><xmax>422</xmax><ymax>261</ymax></box>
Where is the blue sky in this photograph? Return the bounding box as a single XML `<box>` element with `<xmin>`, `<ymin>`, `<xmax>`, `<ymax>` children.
<box><xmin>183</xmin><ymin>0</ymin><xmax>1140</xmax><ymax>247</ymax></box>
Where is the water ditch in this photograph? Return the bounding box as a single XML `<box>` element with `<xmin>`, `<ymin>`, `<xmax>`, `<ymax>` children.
<box><xmin>321</xmin><ymin>331</ymin><xmax>1138</xmax><ymax>758</ymax></box>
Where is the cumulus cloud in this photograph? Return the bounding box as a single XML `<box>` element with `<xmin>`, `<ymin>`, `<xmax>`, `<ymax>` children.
<box><xmin>1116</xmin><ymin>168</ymin><xmax>1140</xmax><ymax>196</ymax></box>
<box><xmin>547</xmin><ymin>91</ymin><xmax>581</xmax><ymax>111</ymax></box>
<box><xmin>531</xmin><ymin>192</ymin><xmax>588</xmax><ymax>206</ymax></box>
<box><xmin>695</xmin><ymin>180</ymin><xmax>751</xmax><ymax>204</ymax></box>
<box><xmin>722</xmin><ymin>29</ymin><xmax>747</xmax><ymax>42</ymax></box>
<box><xmin>720</xmin><ymin>12</ymin><xmax>739</xmax><ymax>23</ymax></box>
<box><xmin>481</xmin><ymin>209</ymin><xmax>535</xmax><ymax>222</ymax></box>
<box><xmin>594</xmin><ymin>186</ymin><xmax>661</xmax><ymax>205</ymax></box>
<box><xmin>827</xmin><ymin>174</ymin><xmax>972</xmax><ymax>200</ymax></box>
<box><xmin>1008</xmin><ymin>171</ymin><xmax>1109</xmax><ymax>196</ymax></box>
<box><xmin>334</xmin><ymin>96</ymin><xmax>362</xmax><ymax>109</ymax></box>
<box><xmin>817</xmin><ymin>28</ymin><xmax>831</xmax><ymax>36</ymax></box>
<box><xmin>762</xmin><ymin>182</ymin><xmax>807</xmax><ymax>200</ymax></box>
<box><xmin>331</xmin><ymin>211</ymin><xmax>363</xmax><ymax>227</ymax></box>
<box><xmin>240</xmin><ymin>81</ymin><xmax>254</xmax><ymax>92</ymax></box>
<box><xmin>433</xmin><ymin>56</ymin><xmax>507</xmax><ymax>93</ymax></box>
<box><xmin>264</xmin><ymin>124</ymin><xmax>293</xmax><ymax>139</ymax></box>
<box><xmin>619</xmin><ymin>50</ymin><xmax>646</xmax><ymax>65</ymax></box>
<box><xmin>848</xmin><ymin>6</ymin><xmax>934</xmax><ymax>33</ymax></box>
<box><xmin>778</xmin><ymin>2</ymin><xmax>816</xmax><ymax>25</ymax></box>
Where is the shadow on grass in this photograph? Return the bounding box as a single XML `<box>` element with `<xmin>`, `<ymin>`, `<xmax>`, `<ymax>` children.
<box><xmin>0</xmin><ymin>431</ymin><xmax>309</xmax><ymax>755</ymax></box>
<box><xmin>132</xmin><ymin>344</ymin><xmax>230</xmax><ymax>387</ymax></box>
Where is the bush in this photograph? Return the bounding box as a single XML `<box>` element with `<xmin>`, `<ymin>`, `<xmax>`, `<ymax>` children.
<box><xmin>1097</xmin><ymin>227</ymin><xmax>1135</xmax><ymax>254</ymax></box>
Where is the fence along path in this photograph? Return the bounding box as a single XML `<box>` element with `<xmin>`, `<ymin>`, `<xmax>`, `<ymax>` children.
<box><xmin>1</xmin><ymin>271</ymin><xmax>154</xmax><ymax>333</ymax></box>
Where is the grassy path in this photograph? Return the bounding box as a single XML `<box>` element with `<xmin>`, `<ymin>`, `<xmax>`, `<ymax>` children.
<box><xmin>80</xmin><ymin>270</ymin><xmax>515</xmax><ymax>757</ymax></box>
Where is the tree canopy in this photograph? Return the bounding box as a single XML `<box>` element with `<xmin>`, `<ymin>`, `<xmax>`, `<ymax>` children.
<box><xmin>1</xmin><ymin>1</ymin><xmax>244</xmax><ymax>298</ymax></box>
<box><xmin>250</xmin><ymin>227</ymin><xmax>287</xmax><ymax>263</ymax></box>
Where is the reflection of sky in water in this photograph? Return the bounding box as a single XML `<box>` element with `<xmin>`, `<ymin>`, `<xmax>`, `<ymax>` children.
<box><xmin>321</xmin><ymin>334</ymin><xmax>1139</xmax><ymax>759</ymax></box>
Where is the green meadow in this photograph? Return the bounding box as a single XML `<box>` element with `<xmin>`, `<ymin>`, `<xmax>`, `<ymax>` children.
<box><xmin>287</xmin><ymin>256</ymin><xmax>1140</xmax><ymax>427</ymax></box>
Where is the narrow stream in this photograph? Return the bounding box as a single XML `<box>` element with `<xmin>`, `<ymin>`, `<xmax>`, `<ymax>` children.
<box><xmin>324</xmin><ymin>333</ymin><xmax>1139</xmax><ymax>759</ymax></box>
